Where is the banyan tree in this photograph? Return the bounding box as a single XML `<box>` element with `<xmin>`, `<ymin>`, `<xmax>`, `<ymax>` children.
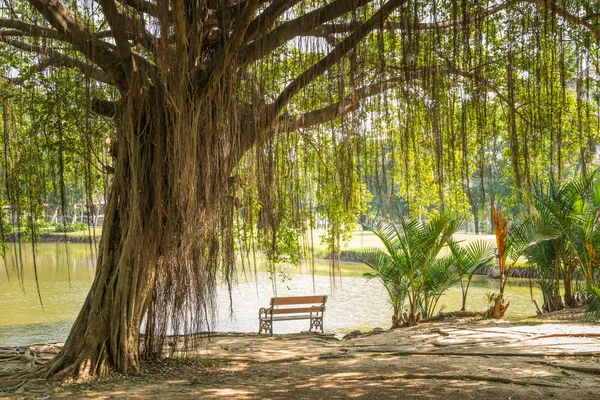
<box><xmin>1</xmin><ymin>0</ymin><xmax>599</xmax><ymax>380</ymax></box>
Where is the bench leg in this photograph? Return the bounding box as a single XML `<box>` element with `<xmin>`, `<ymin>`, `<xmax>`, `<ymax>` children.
<box><xmin>310</xmin><ymin>317</ymin><xmax>323</xmax><ymax>334</ymax></box>
<box><xmin>259</xmin><ymin>319</ymin><xmax>272</xmax><ymax>335</ymax></box>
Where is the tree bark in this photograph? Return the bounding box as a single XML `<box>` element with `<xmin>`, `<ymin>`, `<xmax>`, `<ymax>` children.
<box><xmin>562</xmin><ymin>256</ymin><xmax>578</xmax><ymax>308</ymax></box>
<box><xmin>392</xmin><ymin>305</ymin><xmax>400</xmax><ymax>328</ymax></box>
<box><xmin>39</xmin><ymin>106</ymin><xmax>161</xmax><ymax>378</ymax></box>
<box><xmin>34</xmin><ymin>81</ymin><xmax>236</xmax><ymax>379</ymax></box>
<box><xmin>489</xmin><ymin>295</ymin><xmax>509</xmax><ymax>319</ymax></box>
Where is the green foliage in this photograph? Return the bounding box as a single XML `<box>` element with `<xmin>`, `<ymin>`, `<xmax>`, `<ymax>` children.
<box><xmin>585</xmin><ymin>284</ymin><xmax>600</xmax><ymax>322</ymax></box>
<box><xmin>507</xmin><ymin>173</ymin><xmax>600</xmax><ymax>314</ymax></box>
<box><xmin>55</xmin><ymin>222</ymin><xmax>88</xmax><ymax>233</ymax></box>
<box><xmin>358</xmin><ymin>213</ymin><xmax>463</xmax><ymax>326</ymax></box>
<box><xmin>2</xmin><ymin>0</ymin><xmax>600</xmax><ymax>332</ymax></box>
<box><xmin>448</xmin><ymin>239</ymin><xmax>495</xmax><ymax>311</ymax></box>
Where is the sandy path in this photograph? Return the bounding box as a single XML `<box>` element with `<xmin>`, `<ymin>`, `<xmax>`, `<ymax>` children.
<box><xmin>3</xmin><ymin>315</ymin><xmax>600</xmax><ymax>399</ymax></box>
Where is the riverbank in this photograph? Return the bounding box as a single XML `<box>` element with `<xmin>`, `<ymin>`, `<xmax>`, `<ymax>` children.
<box><xmin>6</xmin><ymin>232</ymin><xmax>100</xmax><ymax>243</ymax></box>
<box><xmin>2</xmin><ymin>309</ymin><xmax>599</xmax><ymax>399</ymax></box>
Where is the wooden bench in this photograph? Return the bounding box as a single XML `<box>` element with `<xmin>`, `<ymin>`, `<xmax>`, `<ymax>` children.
<box><xmin>258</xmin><ymin>295</ymin><xmax>327</xmax><ymax>336</ymax></box>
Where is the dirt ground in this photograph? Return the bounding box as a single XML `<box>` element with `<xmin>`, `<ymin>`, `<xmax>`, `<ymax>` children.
<box><xmin>2</xmin><ymin>310</ymin><xmax>600</xmax><ymax>399</ymax></box>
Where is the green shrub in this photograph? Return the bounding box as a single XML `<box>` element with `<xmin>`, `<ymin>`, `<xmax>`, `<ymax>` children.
<box><xmin>586</xmin><ymin>284</ymin><xmax>600</xmax><ymax>322</ymax></box>
<box><xmin>55</xmin><ymin>222</ymin><xmax>88</xmax><ymax>233</ymax></box>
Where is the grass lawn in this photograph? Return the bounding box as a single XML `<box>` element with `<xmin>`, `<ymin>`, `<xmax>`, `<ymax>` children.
<box><xmin>311</xmin><ymin>229</ymin><xmax>497</xmax><ymax>252</ymax></box>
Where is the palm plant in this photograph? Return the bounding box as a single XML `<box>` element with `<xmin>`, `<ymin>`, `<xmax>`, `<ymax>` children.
<box><xmin>420</xmin><ymin>254</ymin><xmax>459</xmax><ymax>318</ymax></box>
<box><xmin>531</xmin><ymin>174</ymin><xmax>600</xmax><ymax>308</ymax></box>
<box><xmin>586</xmin><ymin>284</ymin><xmax>600</xmax><ymax>321</ymax></box>
<box><xmin>360</xmin><ymin>240</ymin><xmax>408</xmax><ymax>327</ymax></box>
<box><xmin>358</xmin><ymin>213</ymin><xmax>463</xmax><ymax>327</ymax></box>
<box><xmin>448</xmin><ymin>239</ymin><xmax>495</xmax><ymax>311</ymax></box>
<box><xmin>508</xmin><ymin>214</ymin><xmax>563</xmax><ymax>313</ymax></box>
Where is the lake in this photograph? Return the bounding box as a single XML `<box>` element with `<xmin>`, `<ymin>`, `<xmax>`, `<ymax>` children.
<box><xmin>0</xmin><ymin>243</ymin><xmax>542</xmax><ymax>346</ymax></box>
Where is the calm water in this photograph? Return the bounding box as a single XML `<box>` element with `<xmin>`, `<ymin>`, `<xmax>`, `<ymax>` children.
<box><xmin>0</xmin><ymin>243</ymin><xmax>543</xmax><ymax>346</ymax></box>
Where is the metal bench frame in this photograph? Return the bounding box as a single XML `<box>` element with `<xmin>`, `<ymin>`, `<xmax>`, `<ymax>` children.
<box><xmin>258</xmin><ymin>295</ymin><xmax>327</xmax><ymax>336</ymax></box>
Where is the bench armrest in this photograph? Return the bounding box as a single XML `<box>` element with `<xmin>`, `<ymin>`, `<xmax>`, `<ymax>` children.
<box><xmin>310</xmin><ymin>306</ymin><xmax>325</xmax><ymax>316</ymax></box>
<box><xmin>259</xmin><ymin>307</ymin><xmax>273</xmax><ymax>318</ymax></box>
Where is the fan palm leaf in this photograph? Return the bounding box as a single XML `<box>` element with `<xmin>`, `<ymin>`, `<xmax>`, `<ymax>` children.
<box><xmin>359</xmin><ymin>213</ymin><xmax>462</xmax><ymax>326</ymax></box>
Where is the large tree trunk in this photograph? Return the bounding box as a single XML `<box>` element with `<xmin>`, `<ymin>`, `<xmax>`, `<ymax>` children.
<box><xmin>39</xmin><ymin>99</ymin><xmax>163</xmax><ymax>379</ymax></box>
<box><xmin>42</xmin><ymin>196</ymin><xmax>158</xmax><ymax>378</ymax></box>
<box><xmin>34</xmin><ymin>81</ymin><xmax>244</xmax><ymax>380</ymax></box>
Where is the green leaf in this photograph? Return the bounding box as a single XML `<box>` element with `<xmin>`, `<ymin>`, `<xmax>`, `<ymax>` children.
<box><xmin>594</xmin><ymin>184</ymin><xmax>600</xmax><ymax>208</ymax></box>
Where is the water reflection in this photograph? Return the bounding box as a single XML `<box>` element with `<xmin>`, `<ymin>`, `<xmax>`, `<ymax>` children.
<box><xmin>0</xmin><ymin>243</ymin><xmax>542</xmax><ymax>346</ymax></box>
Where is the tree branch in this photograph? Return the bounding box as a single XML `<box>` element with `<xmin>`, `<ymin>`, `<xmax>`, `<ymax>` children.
<box><xmin>271</xmin><ymin>0</ymin><xmax>407</xmax><ymax>117</ymax></box>
<box><xmin>196</xmin><ymin>0</ymin><xmax>260</xmax><ymax>93</ymax></box>
<box><xmin>0</xmin><ymin>37</ymin><xmax>115</xmax><ymax>85</ymax></box>
<box><xmin>279</xmin><ymin>64</ymin><xmax>536</xmax><ymax>132</ymax></box>
<box><xmin>309</xmin><ymin>0</ymin><xmax>600</xmax><ymax>39</ymax></box>
<box><xmin>26</xmin><ymin>0</ymin><xmax>127</xmax><ymax>88</ymax></box>
<box><xmin>91</xmin><ymin>98</ymin><xmax>119</xmax><ymax>117</ymax></box>
<box><xmin>279</xmin><ymin>68</ymin><xmax>436</xmax><ymax>132</ymax></box>
<box><xmin>1</xmin><ymin>16</ymin><xmax>154</xmax><ymax>76</ymax></box>
<box><xmin>119</xmin><ymin>0</ymin><xmax>161</xmax><ymax>19</ymax></box>
<box><xmin>243</xmin><ymin>0</ymin><xmax>302</xmax><ymax>43</ymax></box>
<box><xmin>97</xmin><ymin>0</ymin><xmax>135</xmax><ymax>77</ymax></box>
<box><xmin>314</xmin><ymin>0</ymin><xmax>520</xmax><ymax>34</ymax></box>
<box><xmin>122</xmin><ymin>14</ymin><xmax>158</xmax><ymax>54</ymax></box>
<box><xmin>582</xmin><ymin>12</ymin><xmax>600</xmax><ymax>22</ymax></box>
<box><xmin>239</xmin><ymin>0</ymin><xmax>374</xmax><ymax>66</ymax></box>
<box><xmin>523</xmin><ymin>0</ymin><xmax>600</xmax><ymax>40</ymax></box>
<box><xmin>0</xmin><ymin>18</ymin><xmax>67</xmax><ymax>41</ymax></box>
<box><xmin>171</xmin><ymin>0</ymin><xmax>187</xmax><ymax>57</ymax></box>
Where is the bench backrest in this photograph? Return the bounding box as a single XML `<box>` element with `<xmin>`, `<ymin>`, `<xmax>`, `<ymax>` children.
<box><xmin>269</xmin><ymin>295</ymin><xmax>327</xmax><ymax>315</ymax></box>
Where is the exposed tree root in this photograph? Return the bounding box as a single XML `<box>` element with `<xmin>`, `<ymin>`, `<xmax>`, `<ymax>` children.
<box><xmin>350</xmin><ymin>348</ymin><xmax>600</xmax><ymax>357</ymax></box>
<box><xmin>432</xmin><ymin>339</ymin><xmax>518</xmax><ymax>348</ymax></box>
<box><xmin>0</xmin><ymin>379</ymin><xmax>26</xmax><ymax>389</ymax></box>
<box><xmin>0</xmin><ymin>347</ymin><xmax>51</xmax><ymax>384</ymax></box>
<box><xmin>243</xmin><ymin>347</ymin><xmax>600</xmax><ymax>366</ymax></box>
<box><xmin>421</xmin><ymin>311</ymin><xmax>486</xmax><ymax>323</ymax></box>
<box><xmin>337</xmin><ymin>372</ymin><xmax>565</xmax><ymax>387</ymax></box>
<box><xmin>0</xmin><ymin>377</ymin><xmax>48</xmax><ymax>395</ymax></box>
<box><xmin>451</xmin><ymin>327</ymin><xmax>543</xmax><ymax>336</ymax></box>
<box><xmin>523</xmin><ymin>333</ymin><xmax>600</xmax><ymax>341</ymax></box>
<box><xmin>527</xmin><ymin>360</ymin><xmax>600</xmax><ymax>375</ymax></box>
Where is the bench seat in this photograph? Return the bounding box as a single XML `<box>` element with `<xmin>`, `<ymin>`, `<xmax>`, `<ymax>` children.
<box><xmin>261</xmin><ymin>314</ymin><xmax>314</xmax><ymax>321</ymax></box>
